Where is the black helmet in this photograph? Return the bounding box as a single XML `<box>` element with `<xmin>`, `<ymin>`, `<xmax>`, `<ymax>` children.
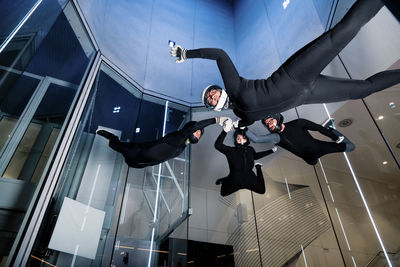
<box><xmin>261</xmin><ymin>114</ymin><xmax>284</xmax><ymax>133</ymax></box>
<box><xmin>233</xmin><ymin>128</ymin><xmax>250</xmax><ymax>147</ymax></box>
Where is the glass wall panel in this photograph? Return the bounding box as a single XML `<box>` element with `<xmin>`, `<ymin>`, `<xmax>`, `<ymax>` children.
<box><xmin>111</xmin><ymin>95</ymin><xmax>190</xmax><ymax>267</ymax></box>
<box><xmin>301</xmin><ymin>100</ymin><xmax>400</xmax><ymax>266</ymax></box>
<box><xmin>254</xmin><ymin>151</ymin><xmax>344</xmax><ymax>266</ymax></box>
<box><xmin>0</xmin><ymin>0</ymin><xmax>68</xmax><ymax>50</ymax></box>
<box><xmin>0</xmin><ymin>0</ymin><xmax>70</xmax><ymax>153</ymax></box>
<box><xmin>27</xmin><ymin>62</ymin><xmax>142</xmax><ymax>266</ymax></box>
<box><xmin>301</xmin><ymin>0</ymin><xmax>400</xmax><ymax>265</ymax></box>
<box><xmin>3</xmin><ymin>83</ymin><xmax>77</xmax><ymax>181</ymax></box>
<box><xmin>363</xmin><ymin>71</ymin><xmax>400</xmax><ymax>162</ymax></box>
<box><xmin>0</xmin><ymin>1</ymin><xmax>95</xmax><ymax>264</ymax></box>
<box><xmin>186</xmin><ymin>110</ymin><xmax>263</xmax><ymax>267</ymax></box>
<box><xmin>26</xmin><ymin>61</ymin><xmax>191</xmax><ymax>267</ymax></box>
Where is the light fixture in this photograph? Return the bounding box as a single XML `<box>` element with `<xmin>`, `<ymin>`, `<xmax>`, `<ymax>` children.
<box><xmin>338</xmin><ymin>118</ymin><xmax>353</xmax><ymax>128</ymax></box>
<box><xmin>382</xmin><ymin>161</ymin><xmax>388</xmax><ymax>165</ymax></box>
<box><xmin>0</xmin><ymin>0</ymin><xmax>43</xmax><ymax>54</ymax></box>
<box><xmin>377</xmin><ymin>115</ymin><xmax>384</xmax><ymax>120</ymax></box>
<box><xmin>285</xmin><ymin>178</ymin><xmax>291</xmax><ymax>200</ymax></box>
<box><xmin>113</xmin><ymin>106</ymin><xmax>121</xmax><ymax>113</ymax></box>
<box><xmin>283</xmin><ymin>0</ymin><xmax>290</xmax><ymax>9</ymax></box>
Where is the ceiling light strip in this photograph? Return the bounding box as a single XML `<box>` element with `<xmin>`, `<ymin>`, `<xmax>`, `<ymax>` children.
<box><xmin>301</xmin><ymin>245</ymin><xmax>308</xmax><ymax>267</ymax></box>
<box><xmin>285</xmin><ymin>178</ymin><xmax>292</xmax><ymax>199</ymax></box>
<box><xmin>0</xmin><ymin>0</ymin><xmax>43</xmax><ymax>54</ymax></box>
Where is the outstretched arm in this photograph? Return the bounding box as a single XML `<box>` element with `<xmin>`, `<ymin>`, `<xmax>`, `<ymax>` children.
<box><xmin>186</xmin><ymin>48</ymin><xmax>241</xmax><ymax>93</ymax></box>
<box><xmin>214</xmin><ymin>130</ymin><xmax>231</xmax><ymax>154</ymax></box>
<box><xmin>246</xmin><ymin>129</ymin><xmax>280</xmax><ymax>144</ymax></box>
<box><xmin>254</xmin><ymin>148</ymin><xmax>275</xmax><ymax>160</ymax></box>
<box><xmin>298</xmin><ymin>119</ymin><xmax>338</xmax><ymax>140</ymax></box>
<box><xmin>181</xmin><ymin>118</ymin><xmax>217</xmax><ymax>137</ymax></box>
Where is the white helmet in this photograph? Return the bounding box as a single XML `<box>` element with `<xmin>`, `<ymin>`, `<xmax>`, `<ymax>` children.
<box><xmin>201</xmin><ymin>85</ymin><xmax>228</xmax><ymax>112</ymax></box>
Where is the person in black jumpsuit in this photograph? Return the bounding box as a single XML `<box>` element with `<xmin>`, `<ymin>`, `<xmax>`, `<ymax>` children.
<box><xmin>214</xmin><ymin>128</ymin><xmax>276</xmax><ymax>197</ymax></box>
<box><xmin>171</xmin><ymin>0</ymin><xmax>400</xmax><ymax>126</ymax></box>
<box><xmin>247</xmin><ymin>114</ymin><xmax>354</xmax><ymax>165</ymax></box>
<box><xmin>97</xmin><ymin>118</ymin><xmax>217</xmax><ymax>168</ymax></box>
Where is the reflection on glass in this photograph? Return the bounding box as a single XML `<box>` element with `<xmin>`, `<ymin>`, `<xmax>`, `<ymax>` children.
<box><xmin>363</xmin><ymin>67</ymin><xmax>400</xmax><ymax>162</ymax></box>
<box><xmin>0</xmin><ymin>73</ymin><xmax>40</xmax><ymax>152</ymax></box>
<box><xmin>114</xmin><ymin>95</ymin><xmax>190</xmax><ymax>267</ymax></box>
<box><xmin>313</xmin><ymin>99</ymin><xmax>400</xmax><ymax>266</ymax></box>
<box><xmin>3</xmin><ymin>83</ymin><xmax>76</xmax><ymax>181</ymax></box>
<box><xmin>3</xmin><ymin>122</ymin><xmax>41</xmax><ymax>180</ymax></box>
<box><xmin>255</xmin><ymin>151</ymin><xmax>344</xmax><ymax>267</ymax></box>
<box><xmin>0</xmin><ymin>117</ymin><xmax>17</xmax><ymax>150</ymax></box>
<box><xmin>1</xmin><ymin>1</ymin><xmax>95</xmax><ymax>264</ymax></box>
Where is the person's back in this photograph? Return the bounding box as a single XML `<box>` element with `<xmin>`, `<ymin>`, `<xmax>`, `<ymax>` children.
<box><xmin>97</xmin><ymin>118</ymin><xmax>217</xmax><ymax>168</ymax></box>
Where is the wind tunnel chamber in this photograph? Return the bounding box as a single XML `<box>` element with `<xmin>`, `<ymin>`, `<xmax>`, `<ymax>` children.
<box><xmin>24</xmin><ymin>62</ymin><xmax>191</xmax><ymax>266</ymax></box>
<box><xmin>1</xmin><ymin>0</ymin><xmax>400</xmax><ymax>266</ymax></box>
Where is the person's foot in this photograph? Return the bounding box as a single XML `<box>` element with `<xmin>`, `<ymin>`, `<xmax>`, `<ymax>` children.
<box><xmin>255</xmin><ymin>162</ymin><xmax>262</xmax><ymax>167</ymax></box>
<box><xmin>322</xmin><ymin>118</ymin><xmax>335</xmax><ymax>129</ymax></box>
<box><xmin>344</xmin><ymin>139</ymin><xmax>356</xmax><ymax>152</ymax></box>
<box><xmin>96</xmin><ymin>129</ymin><xmax>118</xmax><ymax>140</ymax></box>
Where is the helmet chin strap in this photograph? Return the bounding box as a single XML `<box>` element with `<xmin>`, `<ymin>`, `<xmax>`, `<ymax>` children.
<box><xmin>214</xmin><ymin>90</ymin><xmax>228</xmax><ymax>112</ymax></box>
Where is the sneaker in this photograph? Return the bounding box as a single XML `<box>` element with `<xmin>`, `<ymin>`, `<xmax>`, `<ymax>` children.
<box><xmin>322</xmin><ymin>118</ymin><xmax>335</xmax><ymax>129</ymax></box>
<box><xmin>255</xmin><ymin>163</ymin><xmax>262</xmax><ymax>167</ymax></box>
<box><xmin>343</xmin><ymin>138</ymin><xmax>355</xmax><ymax>152</ymax></box>
<box><xmin>96</xmin><ymin>129</ymin><xmax>118</xmax><ymax>140</ymax></box>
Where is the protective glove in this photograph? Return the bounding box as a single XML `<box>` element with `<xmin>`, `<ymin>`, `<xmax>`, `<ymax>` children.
<box><xmin>223</xmin><ymin>118</ymin><xmax>234</xmax><ymax>132</ymax></box>
<box><xmin>272</xmin><ymin>146</ymin><xmax>278</xmax><ymax>152</ymax></box>
<box><xmin>170</xmin><ymin>45</ymin><xmax>187</xmax><ymax>63</ymax></box>
<box><xmin>217</xmin><ymin>116</ymin><xmax>231</xmax><ymax>126</ymax></box>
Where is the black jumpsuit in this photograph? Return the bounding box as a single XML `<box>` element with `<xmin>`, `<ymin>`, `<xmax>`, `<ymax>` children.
<box><xmin>186</xmin><ymin>0</ymin><xmax>399</xmax><ymax>126</ymax></box>
<box><xmin>248</xmin><ymin>119</ymin><xmax>346</xmax><ymax>165</ymax></box>
<box><xmin>109</xmin><ymin>118</ymin><xmax>216</xmax><ymax>168</ymax></box>
<box><xmin>214</xmin><ymin>130</ymin><xmax>274</xmax><ymax>197</ymax></box>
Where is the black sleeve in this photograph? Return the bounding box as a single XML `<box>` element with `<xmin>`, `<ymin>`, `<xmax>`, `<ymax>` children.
<box><xmin>238</xmin><ymin>118</ymin><xmax>255</xmax><ymax>127</ymax></box>
<box><xmin>254</xmin><ymin>149</ymin><xmax>274</xmax><ymax>160</ymax></box>
<box><xmin>214</xmin><ymin>130</ymin><xmax>232</xmax><ymax>154</ymax></box>
<box><xmin>299</xmin><ymin>119</ymin><xmax>338</xmax><ymax>140</ymax></box>
<box><xmin>181</xmin><ymin>118</ymin><xmax>217</xmax><ymax>137</ymax></box>
<box><xmin>186</xmin><ymin>48</ymin><xmax>241</xmax><ymax>93</ymax></box>
<box><xmin>246</xmin><ymin>129</ymin><xmax>280</xmax><ymax>144</ymax></box>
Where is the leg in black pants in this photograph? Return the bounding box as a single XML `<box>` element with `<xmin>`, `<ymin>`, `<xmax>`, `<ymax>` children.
<box><xmin>282</xmin><ymin>0</ymin><xmax>384</xmax><ymax>83</ymax></box>
<box><xmin>303</xmin><ymin>142</ymin><xmax>346</xmax><ymax>165</ymax></box>
<box><xmin>306</xmin><ymin>70</ymin><xmax>400</xmax><ymax>103</ymax></box>
<box><xmin>244</xmin><ymin>165</ymin><xmax>266</xmax><ymax>194</ymax></box>
<box><xmin>218</xmin><ymin>176</ymin><xmax>241</xmax><ymax>197</ymax></box>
